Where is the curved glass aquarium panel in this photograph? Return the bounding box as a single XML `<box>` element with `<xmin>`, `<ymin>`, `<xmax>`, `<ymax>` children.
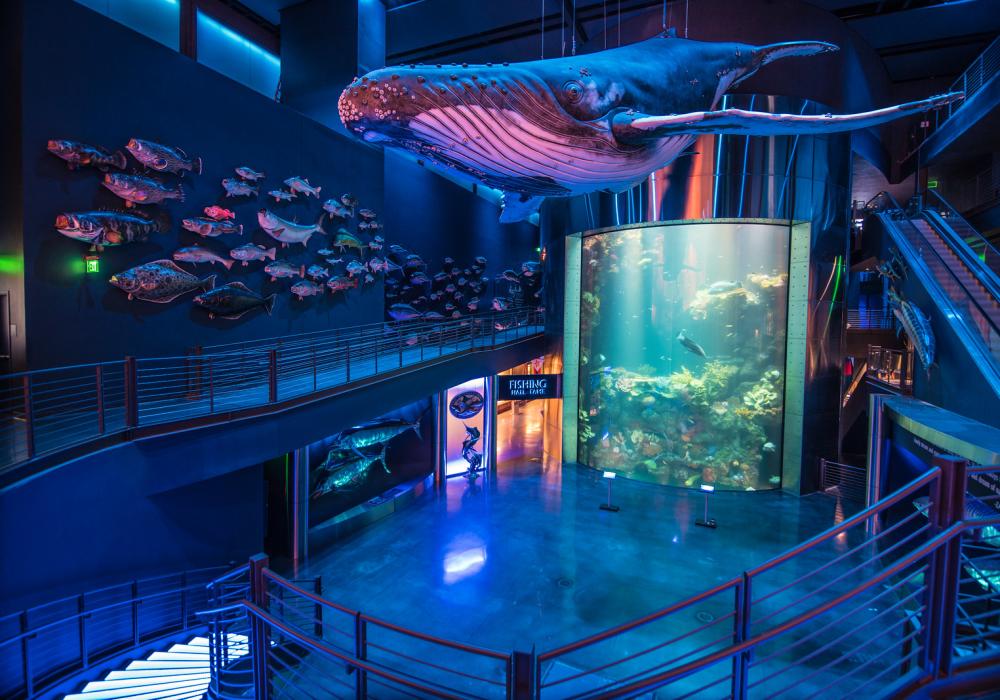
<box><xmin>577</xmin><ymin>221</ymin><xmax>790</xmax><ymax>490</ymax></box>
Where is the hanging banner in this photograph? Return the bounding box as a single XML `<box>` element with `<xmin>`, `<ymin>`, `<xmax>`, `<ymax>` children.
<box><xmin>498</xmin><ymin>374</ymin><xmax>562</xmax><ymax>400</ymax></box>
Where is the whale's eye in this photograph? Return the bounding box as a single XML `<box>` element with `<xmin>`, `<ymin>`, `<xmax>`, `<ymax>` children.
<box><xmin>563</xmin><ymin>81</ymin><xmax>584</xmax><ymax>103</ymax></box>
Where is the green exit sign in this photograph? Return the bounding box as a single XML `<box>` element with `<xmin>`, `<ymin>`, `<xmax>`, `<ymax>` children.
<box><xmin>85</xmin><ymin>257</ymin><xmax>100</xmax><ymax>273</ymax></box>
<box><xmin>927</xmin><ymin>179</ymin><xmax>939</xmax><ymax>189</ymax></box>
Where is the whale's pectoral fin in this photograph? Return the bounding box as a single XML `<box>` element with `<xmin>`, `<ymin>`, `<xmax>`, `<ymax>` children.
<box><xmin>499</xmin><ymin>192</ymin><xmax>544</xmax><ymax>224</ymax></box>
<box><xmin>612</xmin><ymin>92</ymin><xmax>963</xmax><ymax>142</ymax></box>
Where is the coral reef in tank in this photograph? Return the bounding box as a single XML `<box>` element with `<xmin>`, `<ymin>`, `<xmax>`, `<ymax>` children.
<box><xmin>578</xmin><ymin>226</ymin><xmax>789</xmax><ymax>490</ymax></box>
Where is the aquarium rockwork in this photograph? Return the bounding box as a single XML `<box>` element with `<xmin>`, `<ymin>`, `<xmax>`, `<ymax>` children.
<box><xmin>575</xmin><ymin>221</ymin><xmax>791</xmax><ymax>491</ymax></box>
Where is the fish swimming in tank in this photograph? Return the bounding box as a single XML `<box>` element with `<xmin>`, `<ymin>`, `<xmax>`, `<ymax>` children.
<box><xmin>235</xmin><ymin>166</ymin><xmax>265</xmax><ymax>181</ymax></box>
<box><xmin>327</xmin><ymin>276</ymin><xmax>358</xmax><ymax>294</ymax></box>
<box><xmin>193</xmin><ymin>282</ymin><xmax>277</xmax><ymax>320</ymax></box>
<box><xmin>126</xmin><ymin>138</ymin><xmax>202</xmax><ymax>176</ymax></box>
<box><xmin>182</xmin><ymin>217</ymin><xmax>243</xmax><ymax>238</ymax></box>
<box><xmin>222</xmin><ymin>178</ymin><xmax>259</xmax><ymax>198</ymax></box>
<box><xmin>707</xmin><ymin>280</ymin><xmax>742</xmax><ymax>295</ymax></box>
<box><xmin>173</xmin><ymin>245</ymin><xmax>234</xmax><ymax>270</ymax></box>
<box><xmin>312</xmin><ymin>447</ymin><xmax>389</xmax><ymax>496</ymax></box>
<box><xmin>203</xmin><ymin>205</ymin><xmax>235</xmax><ymax>221</ymax></box>
<box><xmin>47</xmin><ymin>139</ymin><xmax>126</xmax><ymax>171</ymax></box>
<box><xmin>258</xmin><ymin>209</ymin><xmax>326</xmax><ymax>247</ymax></box>
<box><xmin>264</xmin><ymin>260</ymin><xmax>305</xmax><ymax>281</ymax></box>
<box><xmin>283</xmin><ymin>176</ymin><xmax>321</xmax><ymax>198</ymax></box>
<box><xmin>54</xmin><ymin>210</ymin><xmax>163</xmax><ymax>248</ymax></box>
<box><xmin>268</xmin><ymin>189</ymin><xmax>297</xmax><ymax>202</ymax></box>
<box><xmin>103</xmin><ymin>173</ymin><xmax>184</xmax><ymax>206</ymax></box>
<box><xmin>677</xmin><ymin>330</ymin><xmax>708</xmax><ymax>358</ymax></box>
<box><xmin>110</xmin><ymin>260</ymin><xmax>215</xmax><ymax>303</ymax></box>
<box><xmin>229</xmin><ymin>243</ymin><xmax>276</xmax><ymax>266</ymax></box>
<box><xmin>291</xmin><ymin>280</ymin><xmax>324</xmax><ymax>300</ymax></box>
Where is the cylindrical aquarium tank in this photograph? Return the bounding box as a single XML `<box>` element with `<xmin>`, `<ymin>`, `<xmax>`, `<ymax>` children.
<box><xmin>573</xmin><ymin>220</ymin><xmax>792</xmax><ymax>490</ymax></box>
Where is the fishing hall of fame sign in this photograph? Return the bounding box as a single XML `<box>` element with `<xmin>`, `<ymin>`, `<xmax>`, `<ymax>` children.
<box><xmin>498</xmin><ymin>375</ymin><xmax>563</xmax><ymax>401</ymax></box>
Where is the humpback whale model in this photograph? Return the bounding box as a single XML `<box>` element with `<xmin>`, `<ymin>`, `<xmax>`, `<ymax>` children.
<box><xmin>339</xmin><ymin>34</ymin><xmax>960</xmax><ymax>222</ymax></box>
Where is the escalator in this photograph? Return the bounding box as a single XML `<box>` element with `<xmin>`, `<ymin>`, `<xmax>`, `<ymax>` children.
<box><xmin>865</xmin><ymin>191</ymin><xmax>1000</xmax><ymax>425</ymax></box>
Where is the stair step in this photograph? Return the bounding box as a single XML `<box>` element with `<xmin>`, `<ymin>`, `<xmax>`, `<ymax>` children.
<box><xmin>124</xmin><ymin>660</ymin><xmax>208</xmax><ymax>670</ymax></box>
<box><xmin>77</xmin><ymin>673</ymin><xmax>210</xmax><ymax>691</ymax></box>
<box><xmin>104</xmin><ymin>670</ymin><xmax>209</xmax><ymax>681</ymax></box>
<box><xmin>65</xmin><ymin>677</ymin><xmax>208</xmax><ymax>699</ymax></box>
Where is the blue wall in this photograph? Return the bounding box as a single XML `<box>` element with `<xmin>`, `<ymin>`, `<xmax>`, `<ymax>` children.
<box><xmin>19</xmin><ymin>0</ymin><xmax>384</xmax><ymax>369</ymax></box>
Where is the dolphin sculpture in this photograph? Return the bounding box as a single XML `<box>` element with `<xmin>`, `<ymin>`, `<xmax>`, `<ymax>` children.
<box><xmin>339</xmin><ymin>34</ymin><xmax>961</xmax><ymax>222</ymax></box>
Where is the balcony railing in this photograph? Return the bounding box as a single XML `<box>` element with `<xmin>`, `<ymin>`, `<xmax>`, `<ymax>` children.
<box><xmin>0</xmin><ymin>308</ymin><xmax>545</xmax><ymax>482</ymax></box>
<box><xmin>933</xmin><ymin>35</ymin><xmax>1000</xmax><ymax>129</ymax></box>
<box><xmin>868</xmin><ymin>345</ymin><xmax>914</xmax><ymax>392</ymax></box>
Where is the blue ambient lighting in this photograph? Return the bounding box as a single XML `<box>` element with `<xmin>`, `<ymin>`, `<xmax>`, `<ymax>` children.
<box><xmin>198</xmin><ymin>13</ymin><xmax>280</xmax><ymax>67</ymax></box>
<box><xmin>196</xmin><ymin>11</ymin><xmax>280</xmax><ymax>98</ymax></box>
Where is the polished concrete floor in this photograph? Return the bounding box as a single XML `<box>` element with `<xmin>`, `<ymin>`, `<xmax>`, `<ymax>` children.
<box><xmin>300</xmin><ymin>404</ymin><xmax>884</xmax><ymax>697</ymax></box>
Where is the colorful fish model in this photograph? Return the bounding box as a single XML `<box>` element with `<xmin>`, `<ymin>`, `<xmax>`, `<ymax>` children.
<box><xmin>369</xmin><ymin>235</ymin><xmax>384</xmax><ymax>251</ymax></box>
<box><xmin>194</xmin><ymin>282</ymin><xmax>276</xmax><ymax>320</ymax></box>
<box><xmin>182</xmin><ymin>217</ymin><xmax>243</xmax><ymax>238</ymax></box>
<box><xmin>203</xmin><ymin>205</ymin><xmax>235</xmax><ymax>221</ymax></box>
<box><xmin>235</xmin><ymin>166</ymin><xmax>266</xmax><ymax>181</ymax></box>
<box><xmin>268</xmin><ymin>189</ymin><xmax>297</xmax><ymax>202</ymax></box>
<box><xmin>258</xmin><ymin>209</ymin><xmax>326</xmax><ymax>247</ymax></box>
<box><xmin>283</xmin><ymin>176</ymin><xmax>321</xmax><ymax>198</ymax></box>
<box><xmin>109</xmin><ymin>260</ymin><xmax>215</xmax><ymax>303</ymax></box>
<box><xmin>492</xmin><ymin>296</ymin><xmax>511</xmax><ymax>311</ymax></box>
<box><xmin>358</xmin><ymin>220</ymin><xmax>383</xmax><ymax>232</ymax></box>
<box><xmin>54</xmin><ymin>210</ymin><xmax>162</xmax><ymax>248</ymax></box>
<box><xmin>322</xmin><ymin>199</ymin><xmax>352</xmax><ymax>220</ymax></box>
<box><xmin>358</xmin><ymin>208</ymin><xmax>377</xmax><ymax>220</ymax></box>
<box><xmin>229</xmin><ymin>243</ymin><xmax>277</xmax><ymax>266</ymax></box>
<box><xmin>265</xmin><ymin>261</ymin><xmax>305</xmax><ymax>282</ymax></box>
<box><xmin>306</xmin><ymin>265</ymin><xmax>329</xmax><ymax>280</ymax></box>
<box><xmin>222</xmin><ymin>178</ymin><xmax>259</xmax><ymax>198</ymax></box>
<box><xmin>333</xmin><ymin>418</ymin><xmax>421</xmax><ymax>451</ymax></box>
<box><xmin>340</xmin><ymin>193</ymin><xmax>358</xmax><ymax>209</ymax></box>
<box><xmin>388</xmin><ymin>303</ymin><xmax>422</xmax><ymax>321</ymax></box>
<box><xmin>345</xmin><ymin>260</ymin><xmax>367</xmax><ymax>278</ymax></box>
<box><xmin>889</xmin><ymin>289</ymin><xmax>935</xmax><ymax>376</ymax></box>
<box><xmin>332</xmin><ymin>229</ymin><xmax>364</xmax><ymax>254</ymax></box>
<box><xmin>126</xmin><ymin>138</ymin><xmax>202</xmax><ymax>176</ymax></box>
<box><xmin>47</xmin><ymin>139</ymin><xmax>126</xmax><ymax>171</ymax></box>
<box><xmin>312</xmin><ymin>447</ymin><xmax>388</xmax><ymax>496</ymax></box>
<box><xmin>173</xmin><ymin>245</ymin><xmax>234</xmax><ymax>269</ymax></box>
<box><xmin>103</xmin><ymin>173</ymin><xmax>184</xmax><ymax>207</ymax></box>
<box><xmin>326</xmin><ymin>276</ymin><xmax>358</xmax><ymax>294</ymax></box>
<box><xmin>291</xmin><ymin>280</ymin><xmax>324</xmax><ymax>300</ymax></box>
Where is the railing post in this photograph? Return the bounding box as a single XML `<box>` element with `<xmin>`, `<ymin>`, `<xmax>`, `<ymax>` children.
<box><xmin>312</xmin><ymin>344</ymin><xmax>317</xmax><ymax>391</ymax></box>
<box><xmin>354</xmin><ymin>613</ymin><xmax>367</xmax><ymax>699</ymax></box>
<box><xmin>375</xmin><ymin>335</ymin><xmax>379</xmax><ymax>374</ymax></box>
<box><xmin>124</xmin><ymin>356</ymin><xmax>138</xmax><ymax>428</ymax></box>
<box><xmin>926</xmin><ymin>456</ymin><xmax>967</xmax><ymax>679</ymax></box>
<box><xmin>731</xmin><ymin>574</ymin><xmax>751</xmax><ymax>700</ymax></box>
<box><xmin>346</xmin><ymin>341</ymin><xmax>351</xmax><ymax>383</ymax></box>
<box><xmin>511</xmin><ymin>648</ymin><xmax>535</xmax><ymax>699</ymax></box>
<box><xmin>95</xmin><ymin>366</ymin><xmax>105</xmax><ymax>435</ymax></box>
<box><xmin>180</xmin><ymin>571</ymin><xmax>188</xmax><ymax>628</ymax></box>
<box><xmin>20</xmin><ymin>612</ymin><xmax>33</xmax><ymax>698</ymax></box>
<box><xmin>249</xmin><ymin>553</ymin><xmax>271</xmax><ymax>700</ymax></box>
<box><xmin>314</xmin><ymin>577</ymin><xmax>324</xmax><ymax>638</ymax></box>
<box><xmin>131</xmin><ymin>580</ymin><xmax>140</xmax><ymax>646</ymax></box>
<box><xmin>78</xmin><ymin>594</ymin><xmax>89</xmax><ymax>669</ymax></box>
<box><xmin>22</xmin><ymin>375</ymin><xmax>34</xmax><ymax>459</ymax></box>
<box><xmin>207</xmin><ymin>358</ymin><xmax>215</xmax><ymax>414</ymax></box>
<box><xmin>268</xmin><ymin>350</ymin><xmax>277</xmax><ymax>403</ymax></box>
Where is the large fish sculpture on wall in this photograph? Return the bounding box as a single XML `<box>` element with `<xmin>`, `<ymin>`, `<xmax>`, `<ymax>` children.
<box><xmin>338</xmin><ymin>35</ymin><xmax>961</xmax><ymax>222</ymax></box>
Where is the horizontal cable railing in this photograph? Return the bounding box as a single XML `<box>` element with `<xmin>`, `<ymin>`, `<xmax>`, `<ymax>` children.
<box><xmin>846</xmin><ymin>308</ymin><xmax>894</xmax><ymax>330</ymax></box>
<box><xmin>933</xmin><ymin>35</ymin><xmax>1000</xmax><ymax>130</ymax></box>
<box><xmin>0</xmin><ymin>566</ymin><xmax>226</xmax><ymax>700</ymax></box>
<box><xmin>819</xmin><ymin>458</ymin><xmax>867</xmax><ymax>503</ymax></box>
<box><xmin>867</xmin><ymin>344</ymin><xmax>913</xmax><ymax>392</ymax></box>
<box><xmin>0</xmin><ymin>307</ymin><xmax>545</xmax><ymax>480</ymax></box>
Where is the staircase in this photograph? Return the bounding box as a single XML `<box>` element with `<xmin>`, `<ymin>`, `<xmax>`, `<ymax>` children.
<box><xmin>63</xmin><ymin>634</ymin><xmax>248</xmax><ymax>700</ymax></box>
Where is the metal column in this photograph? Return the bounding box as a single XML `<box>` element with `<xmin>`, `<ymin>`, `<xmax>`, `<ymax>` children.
<box><xmin>433</xmin><ymin>391</ymin><xmax>448</xmax><ymax>489</ymax></box>
<box><xmin>485</xmin><ymin>375</ymin><xmax>498</xmax><ymax>477</ymax></box>
<box><xmin>292</xmin><ymin>445</ymin><xmax>309</xmax><ymax>574</ymax></box>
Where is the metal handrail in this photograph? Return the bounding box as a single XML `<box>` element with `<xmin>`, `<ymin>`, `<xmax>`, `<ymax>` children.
<box><xmin>934</xmin><ymin>34</ymin><xmax>1000</xmax><ymax>129</ymax></box>
<box><xmin>924</xmin><ymin>188</ymin><xmax>1000</xmax><ymax>294</ymax></box>
<box><xmin>0</xmin><ymin>307</ymin><xmax>545</xmax><ymax>479</ymax></box>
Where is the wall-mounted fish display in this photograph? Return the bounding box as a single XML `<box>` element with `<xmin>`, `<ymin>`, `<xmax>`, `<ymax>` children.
<box><xmin>889</xmin><ymin>289</ymin><xmax>935</xmax><ymax>375</ymax></box>
<box><xmin>368</xmin><ymin>257</ymin><xmax>399</xmax><ymax>274</ymax></box>
<box><xmin>194</xmin><ymin>282</ymin><xmax>276</xmax><ymax>320</ymax></box>
<box><xmin>284</xmin><ymin>176</ymin><xmax>321</xmax><ymax>198</ymax></box>
<box><xmin>358</xmin><ymin>208</ymin><xmax>377</xmax><ymax>220</ymax></box>
<box><xmin>312</xmin><ymin>447</ymin><xmax>388</xmax><ymax>497</ymax></box>
<box><xmin>332</xmin><ymin>229</ymin><xmax>364</xmax><ymax>254</ymax></box>
<box><xmin>54</xmin><ymin>210</ymin><xmax>162</xmax><ymax>248</ymax></box>
<box><xmin>322</xmin><ymin>200</ymin><xmax>352</xmax><ymax>220</ymax></box>
<box><xmin>291</xmin><ymin>280</ymin><xmax>324</xmax><ymax>300</ymax></box>
<box><xmin>264</xmin><ymin>260</ymin><xmax>305</xmax><ymax>282</ymax></box>
<box><xmin>229</xmin><ymin>243</ymin><xmax>277</xmax><ymax>266</ymax></box>
<box><xmin>182</xmin><ymin>217</ymin><xmax>243</xmax><ymax>237</ymax></box>
<box><xmin>235</xmin><ymin>166</ymin><xmax>265</xmax><ymax>181</ymax></box>
<box><xmin>109</xmin><ymin>260</ymin><xmax>215</xmax><ymax>303</ymax></box>
<box><xmin>358</xmin><ymin>220</ymin><xmax>383</xmax><ymax>232</ymax></box>
<box><xmin>332</xmin><ymin>418</ymin><xmax>421</xmax><ymax>451</ymax></box>
<box><xmin>388</xmin><ymin>303</ymin><xmax>422</xmax><ymax>321</ymax></box>
<box><xmin>340</xmin><ymin>193</ymin><xmax>358</xmax><ymax>209</ymax></box>
<box><xmin>126</xmin><ymin>138</ymin><xmax>202</xmax><ymax>176</ymax></box>
<box><xmin>492</xmin><ymin>296</ymin><xmax>511</xmax><ymax>311</ymax></box>
<box><xmin>306</xmin><ymin>265</ymin><xmax>329</xmax><ymax>280</ymax></box>
<box><xmin>268</xmin><ymin>189</ymin><xmax>297</xmax><ymax>202</ymax></box>
<box><xmin>369</xmin><ymin>235</ymin><xmax>384</xmax><ymax>251</ymax></box>
<box><xmin>47</xmin><ymin>139</ymin><xmax>126</xmax><ymax>171</ymax></box>
<box><xmin>203</xmin><ymin>205</ymin><xmax>235</xmax><ymax>221</ymax></box>
<box><xmin>222</xmin><ymin>178</ymin><xmax>259</xmax><ymax>198</ymax></box>
<box><xmin>327</xmin><ymin>276</ymin><xmax>358</xmax><ymax>294</ymax></box>
<box><xmin>103</xmin><ymin>173</ymin><xmax>184</xmax><ymax>206</ymax></box>
<box><xmin>258</xmin><ymin>209</ymin><xmax>326</xmax><ymax>247</ymax></box>
<box><xmin>345</xmin><ymin>261</ymin><xmax>367</xmax><ymax>278</ymax></box>
<box><xmin>173</xmin><ymin>245</ymin><xmax>234</xmax><ymax>270</ymax></box>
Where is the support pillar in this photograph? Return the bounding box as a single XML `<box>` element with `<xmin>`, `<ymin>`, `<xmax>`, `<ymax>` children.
<box><xmin>485</xmin><ymin>375</ymin><xmax>498</xmax><ymax>477</ymax></box>
<box><xmin>433</xmin><ymin>391</ymin><xmax>448</xmax><ymax>489</ymax></box>
<box><xmin>292</xmin><ymin>446</ymin><xmax>309</xmax><ymax>574</ymax></box>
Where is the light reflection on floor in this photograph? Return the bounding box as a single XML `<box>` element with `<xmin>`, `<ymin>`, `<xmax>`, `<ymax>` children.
<box><xmin>303</xmin><ymin>404</ymin><xmax>858</xmax><ymax>662</ymax></box>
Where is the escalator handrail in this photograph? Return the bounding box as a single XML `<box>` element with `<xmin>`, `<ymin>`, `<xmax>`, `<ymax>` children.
<box><xmin>924</xmin><ymin>188</ymin><xmax>1000</xmax><ymax>297</ymax></box>
<box><xmin>870</xmin><ymin>192</ymin><xmax>1000</xmax><ymax>392</ymax></box>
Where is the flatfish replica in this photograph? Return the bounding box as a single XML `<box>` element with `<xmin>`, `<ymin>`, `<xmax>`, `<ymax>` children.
<box><xmin>109</xmin><ymin>260</ymin><xmax>215</xmax><ymax>303</ymax></box>
<box><xmin>193</xmin><ymin>282</ymin><xmax>276</xmax><ymax>320</ymax></box>
<box><xmin>338</xmin><ymin>35</ymin><xmax>961</xmax><ymax>222</ymax></box>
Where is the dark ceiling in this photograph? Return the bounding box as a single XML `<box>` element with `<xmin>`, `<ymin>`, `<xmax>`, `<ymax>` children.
<box><xmin>235</xmin><ymin>0</ymin><xmax>999</xmax><ymax>85</ymax></box>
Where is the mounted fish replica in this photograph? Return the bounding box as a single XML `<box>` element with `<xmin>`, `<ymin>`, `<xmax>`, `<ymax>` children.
<box><xmin>109</xmin><ymin>260</ymin><xmax>215</xmax><ymax>303</ymax></box>
<box><xmin>339</xmin><ymin>35</ymin><xmax>961</xmax><ymax>222</ymax></box>
<box><xmin>103</xmin><ymin>173</ymin><xmax>184</xmax><ymax>206</ymax></box>
<box><xmin>55</xmin><ymin>210</ymin><xmax>163</xmax><ymax>248</ymax></box>
<box><xmin>258</xmin><ymin>209</ymin><xmax>326</xmax><ymax>247</ymax></box>
<box><xmin>194</xmin><ymin>282</ymin><xmax>276</xmax><ymax>320</ymax></box>
<box><xmin>47</xmin><ymin>139</ymin><xmax>126</xmax><ymax>171</ymax></box>
<box><xmin>888</xmin><ymin>288</ymin><xmax>935</xmax><ymax>376</ymax></box>
<box><xmin>126</xmin><ymin>138</ymin><xmax>202</xmax><ymax>176</ymax></box>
